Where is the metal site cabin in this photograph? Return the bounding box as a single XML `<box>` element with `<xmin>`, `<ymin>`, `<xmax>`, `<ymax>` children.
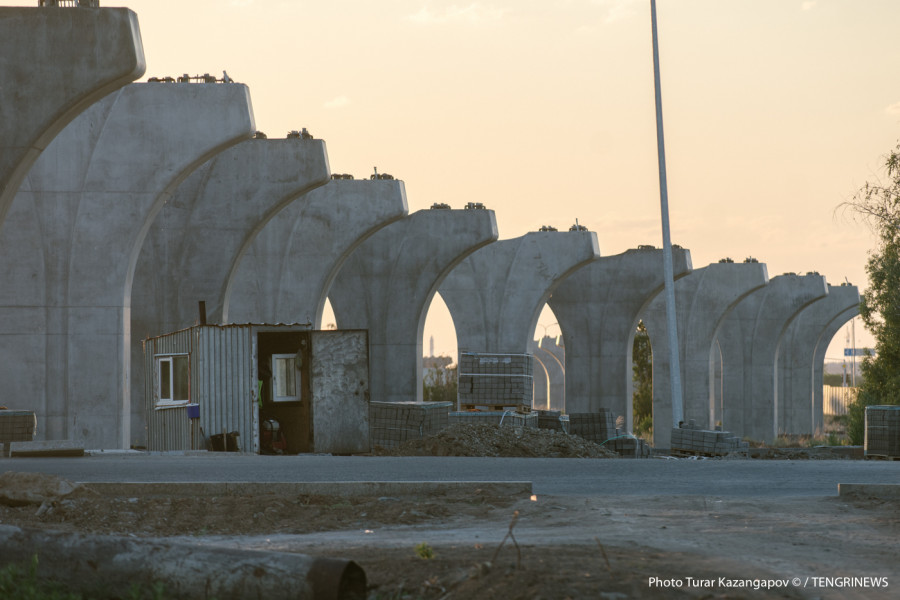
<box><xmin>143</xmin><ymin>324</ymin><xmax>370</xmax><ymax>455</ymax></box>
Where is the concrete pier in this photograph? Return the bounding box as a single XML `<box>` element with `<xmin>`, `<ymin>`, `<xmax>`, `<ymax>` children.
<box><xmin>642</xmin><ymin>261</ymin><xmax>768</xmax><ymax>448</ymax></box>
<box><xmin>439</xmin><ymin>230</ymin><xmax>600</xmax><ymax>358</ymax></box>
<box><xmin>328</xmin><ymin>207</ymin><xmax>498</xmax><ymax>404</ymax></box>
<box><xmin>227</xmin><ymin>180</ymin><xmax>409</xmax><ymax>326</ymax></box>
<box><xmin>536</xmin><ymin>336</ymin><xmax>566</xmax><ymax>412</ymax></box>
<box><xmin>778</xmin><ymin>283</ymin><xmax>860</xmax><ymax>435</ymax></box>
<box><xmin>532</xmin><ymin>355</ymin><xmax>550</xmax><ymax>411</ymax></box>
<box><xmin>0</xmin><ymin>6</ymin><xmax>145</xmax><ymax>224</ymax></box>
<box><xmin>549</xmin><ymin>246</ymin><xmax>692</xmax><ymax>424</ymax></box>
<box><xmin>129</xmin><ymin>135</ymin><xmax>331</xmax><ymax>446</ymax></box>
<box><xmin>715</xmin><ymin>273</ymin><xmax>829</xmax><ymax>441</ymax></box>
<box><xmin>0</xmin><ymin>83</ymin><xmax>254</xmax><ymax>449</ymax></box>
<box><xmin>813</xmin><ymin>305</ymin><xmax>860</xmax><ymax>433</ymax></box>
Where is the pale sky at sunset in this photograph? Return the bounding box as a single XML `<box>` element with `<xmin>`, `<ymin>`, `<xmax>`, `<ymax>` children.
<box><xmin>10</xmin><ymin>0</ymin><xmax>899</xmax><ymax>365</ymax></box>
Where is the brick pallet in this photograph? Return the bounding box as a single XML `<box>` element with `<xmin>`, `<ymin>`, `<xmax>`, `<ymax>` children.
<box><xmin>864</xmin><ymin>405</ymin><xmax>900</xmax><ymax>459</ymax></box>
<box><xmin>670</xmin><ymin>420</ymin><xmax>748</xmax><ymax>457</ymax></box>
<box><xmin>369</xmin><ymin>401</ymin><xmax>453</xmax><ymax>449</ymax></box>
<box><xmin>449</xmin><ymin>411</ymin><xmax>538</xmax><ymax>429</ymax></box>
<box><xmin>568</xmin><ymin>410</ymin><xmax>650</xmax><ymax>458</ymax></box>
<box><xmin>457</xmin><ymin>352</ymin><xmax>534</xmax><ymax>410</ymax></box>
<box><xmin>0</xmin><ymin>410</ymin><xmax>36</xmax><ymax>457</ymax></box>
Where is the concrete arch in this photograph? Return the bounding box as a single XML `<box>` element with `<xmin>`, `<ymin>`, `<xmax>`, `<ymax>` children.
<box><xmin>226</xmin><ymin>179</ymin><xmax>409</xmax><ymax>327</ymax></box>
<box><xmin>549</xmin><ymin>246</ymin><xmax>692</xmax><ymax>426</ymax></box>
<box><xmin>813</xmin><ymin>305</ymin><xmax>860</xmax><ymax>433</ymax></box>
<box><xmin>532</xmin><ymin>353</ymin><xmax>550</xmax><ymax>411</ymax></box>
<box><xmin>0</xmin><ymin>82</ymin><xmax>254</xmax><ymax>449</ymax></box>
<box><xmin>535</xmin><ymin>336</ymin><xmax>565</xmax><ymax>412</ymax></box>
<box><xmin>440</xmin><ymin>230</ymin><xmax>600</xmax><ymax>357</ymax></box>
<box><xmin>642</xmin><ymin>262</ymin><xmax>769</xmax><ymax>448</ymax></box>
<box><xmin>777</xmin><ymin>284</ymin><xmax>860</xmax><ymax>435</ymax></box>
<box><xmin>0</xmin><ymin>7</ymin><xmax>144</xmax><ymax>225</ymax></box>
<box><xmin>328</xmin><ymin>208</ymin><xmax>498</xmax><ymax>404</ymax></box>
<box><xmin>715</xmin><ymin>273</ymin><xmax>828</xmax><ymax>441</ymax></box>
<box><xmin>130</xmin><ymin>136</ymin><xmax>331</xmax><ymax>446</ymax></box>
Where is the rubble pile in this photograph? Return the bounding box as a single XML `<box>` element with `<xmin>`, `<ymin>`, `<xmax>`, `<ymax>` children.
<box><xmin>372</xmin><ymin>422</ymin><xmax>618</xmax><ymax>458</ymax></box>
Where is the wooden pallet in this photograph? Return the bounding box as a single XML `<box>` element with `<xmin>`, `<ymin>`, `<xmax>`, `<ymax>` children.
<box><xmin>864</xmin><ymin>454</ymin><xmax>900</xmax><ymax>461</ymax></box>
<box><xmin>459</xmin><ymin>403</ymin><xmax>531</xmax><ymax>414</ymax></box>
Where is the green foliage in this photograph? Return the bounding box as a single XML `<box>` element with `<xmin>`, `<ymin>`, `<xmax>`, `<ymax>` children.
<box><xmin>423</xmin><ymin>362</ymin><xmax>457</xmax><ymax>403</ymax></box>
<box><xmin>632</xmin><ymin>321</ymin><xmax>653</xmax><ymax>437</ymax></box>
<box><xmin>0</xmin><ymin>555</ymin><xmax>167</xmax><ymax>600</ymax></box>
<box><xmin>843</xmin><ymin>142</ymin><xmax>900</xmax><ymax>444</ymax></box>
<box><xmin>0</xmin><ymin>555</ymin><xmax>81</xmax><ymax>600</ymax></box>
<box><xmin>414</xmin><ymin>542</ymin><xmax>435</xmax><ymax>560</ymax></box>
<box><xmin>822</xmin><ymin>373</ymin><xmax>844</xmax><ymax>387</ymax></box>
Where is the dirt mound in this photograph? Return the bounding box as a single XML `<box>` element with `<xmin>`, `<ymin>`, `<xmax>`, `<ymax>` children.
<box><xmin>0</xmin><ymin>471</ymin><xmax>81</xmax><ymax>507</ymax></box>
<box><xmin>371</xmin><ymin>422</ymin><xmax>619</xmax><ymax>458</ymax></box>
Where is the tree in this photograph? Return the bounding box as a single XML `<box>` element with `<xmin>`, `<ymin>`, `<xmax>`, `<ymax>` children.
<box><xmin>841</xmin><ymin>142</ymin><xmax>900</xmax><ymax>444</ymax></box>
<box><xmin>423</xmin><ymin>362</ymin><xmax>458</xmax><ymax>403</ymax></box>
<box><xmin>633</xmin><ymin>321</ymin><xmax>653</xmax><ymax>437</ymax></box>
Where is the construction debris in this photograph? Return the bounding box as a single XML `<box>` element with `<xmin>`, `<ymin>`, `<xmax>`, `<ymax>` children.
<box><xmin>371</xmin><ymin>422</ymin><xmax>618</xmax><ymax>458</ymax></box>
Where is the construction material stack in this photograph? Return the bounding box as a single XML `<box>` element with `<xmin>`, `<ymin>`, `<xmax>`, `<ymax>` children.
<box><xmin>670</xmin><ymin>420</ymin><xmax>748</xmax><ymax>457</ymax></box>
<box><xmin>457</xmin><ymin>352</ymin><xmax>533</xmax><ymax>413</ymax></box>
<box><xmin>864</xmin><ymin>405</ymin><xmax>900</xmax><ymax>460</ymax></box>
<box><xmin>369</xmin><ymin>401</ymin><xmax>453</xmax><ymax>449</ymax></box>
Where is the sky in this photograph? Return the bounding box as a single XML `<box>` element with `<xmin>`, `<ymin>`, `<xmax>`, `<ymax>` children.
<box><xmin>11</xmin><ymin>0</ymin><xmax>899</xmax><ymax>365</ymax></box>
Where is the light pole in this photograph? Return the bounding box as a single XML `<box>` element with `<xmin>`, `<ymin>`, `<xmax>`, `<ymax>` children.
<box><xmin>650</xmin><ymin>0</ymin><xmax>684</xmax><ymax>426</ymax></box>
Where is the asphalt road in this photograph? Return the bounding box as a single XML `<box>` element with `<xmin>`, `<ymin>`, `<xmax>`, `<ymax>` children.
<box><xmin>3</xmin><ymin>453</ymin><xmax>898</xmax><ymax>497</ymax></box>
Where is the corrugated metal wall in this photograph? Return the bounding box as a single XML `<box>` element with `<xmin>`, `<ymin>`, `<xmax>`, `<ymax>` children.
<box><xmin>145</xmin><ymin>329</ymin><xmax>193</xmax><ymax>451</ymax></box>
<box><xmin>192</xmin><ymin>326</ymin><xmax>257</xmax><ymax>453</ymax></box>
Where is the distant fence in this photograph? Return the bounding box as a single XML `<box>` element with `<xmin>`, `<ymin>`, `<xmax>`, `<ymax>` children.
<box><xmin>823</xmin><ymin>385</ymin><xmax>857</xmax><ymax>416</ymax></box>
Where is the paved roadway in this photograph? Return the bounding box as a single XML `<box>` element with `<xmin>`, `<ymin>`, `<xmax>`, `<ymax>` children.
<box><xmin>3</xmin><ymin>453</ymin><xmax>898</xmax><ymax>497</ymax></box>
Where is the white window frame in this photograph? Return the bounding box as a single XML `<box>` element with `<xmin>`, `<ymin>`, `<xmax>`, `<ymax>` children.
<box><xmin>155</xmin><ymin>353</ymin><xmax>190</xmax><ymax>407</ymax></box>
<box><xmin>272</xmin><ymin>353</ymin><xmax>301</xmax><ymax>403</ymax></box>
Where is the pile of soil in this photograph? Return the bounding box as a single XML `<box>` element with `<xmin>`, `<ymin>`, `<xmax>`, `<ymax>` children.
<box><xmin>0</xmin><ymin>481</ymin><xmax>517</xmax><ymax>538</ymax></box>
<box><xmin>371</xmin><ymin>422</ymin><xmax>619</xmax><ymax>458</ymax></box>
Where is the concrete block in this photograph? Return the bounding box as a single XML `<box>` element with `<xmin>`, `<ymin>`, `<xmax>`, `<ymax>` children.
<box><xmin>10</xmin><ymin>440</ymin><xmax>84</xmax><ymax>457</ymax></box>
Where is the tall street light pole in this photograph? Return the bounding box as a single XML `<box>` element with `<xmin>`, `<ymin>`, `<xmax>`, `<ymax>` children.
<box><xmin>650</xmin><ymin>0</ymin><xmax>684</xmax><ymax>427</ymax></box>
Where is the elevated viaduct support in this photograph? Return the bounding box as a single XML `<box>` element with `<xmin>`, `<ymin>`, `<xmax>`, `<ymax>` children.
<box><xmin>813</xmin><ymin>305</ymin><xmax>861</xmax><ymax>433</ymax></box>
<box><xmin>0</xmin><ymin>82</ymin><xmax>254</xmax><ymax>449</ymax></box>
<box><xmin>227</xmin><ymin>180</ymin><xmax>409</xmax><ymax>326</ymax></box>
<box><xmin>328</xmin><ymin>207</ymin><xmax>498</xmax><ymax>404</ymax></box>
<box><xmin>642</xmin><ymin>262</ymin><xmax>768</xmax><ymax>448</ymax></box>
<box><xmin>536</xmin><ymin>336</ymin><xmax>565</xmax><ymax>412</ymax></box>
<box><xmin>778</xmin><ymin>283</ymin><xmax>860</xmax><ymax>435</ymax></box>
<box><xmin>549</xmin><ymin>246</ymin><xmax>692</xmax><ymax>423</ymax></box>
<box><xmin>715</xmin><ymin>273</ymin><xmax>829</xmax><ymax>441</ymax></box>
<box><xmin>130</xmin><ymin>135</ymin><xmax>331</xmax><ymax>446</ymax></box>
<box><xmin>0</xmin><ymin>6</ymin><xmax>145</xmax><ymax>223</ymax></box>
<box><xmin>439</xmin><ymin>230</ymin><xmax>599</xmax><ymax>358</ymax></box>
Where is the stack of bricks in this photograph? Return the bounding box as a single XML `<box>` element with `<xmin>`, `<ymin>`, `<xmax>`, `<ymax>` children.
<box><xmin>865</xmin><ymin>405</ymin><xmax>900</xmax><ymax>459</ymax></box>
<box><xmin>0</xmin><ymin>410</ymin><xmax>36</xmax><ymax>457</ymax></box>
<box><xmin>449</xmin><ymin>410</ymin><xmax>538</xmax><ymax>428</ymax></box>
<box><xmin>537</xmin><ymin>410</ymin><xmax>565</xmax><ymax>432</ymax></box>
<box><xmin>568</xmin><ymin>411</ymin><xmax>650</xmax><ymax>458</ymax></box>
<box><xmin>369</xmin><ymin>401</ymin><xmax>453</xmax><ymax>449</ymax></box>
<box><xmin>457</xmin><ymin>352</ymin><xmax>533</xmax><ymax>412</ymax></box>
<box><xmin>670</xmin><ymin>420</ymin><xmax>748</xmax><ymax>457</ymax></box>
<box><xmin>568</xmin><ymin>411</ymin><xmax>616</xmax><ymax>443</ymax></box>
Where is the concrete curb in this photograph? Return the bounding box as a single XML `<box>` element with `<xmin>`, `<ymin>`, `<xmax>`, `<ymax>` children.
<box><xmin>81</xmin><ymin>481</ymin><xmax>533</xmax><ymax>498</ymax></box>
<box><xmin>838</xmin><ymin>483</ymin><xmax>900</xmax><ymax>499</ymax></box>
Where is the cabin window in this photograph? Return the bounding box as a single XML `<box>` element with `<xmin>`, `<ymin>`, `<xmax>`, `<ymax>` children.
<box><xmin>272</xmin><ymin>353</ymin><xmax>301</xmax><ymax>402</ymax></box>
<box><xmin>156</xmin><ymin>354</ymin><xmax>190</xmax><ymax>406</ymax></box>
